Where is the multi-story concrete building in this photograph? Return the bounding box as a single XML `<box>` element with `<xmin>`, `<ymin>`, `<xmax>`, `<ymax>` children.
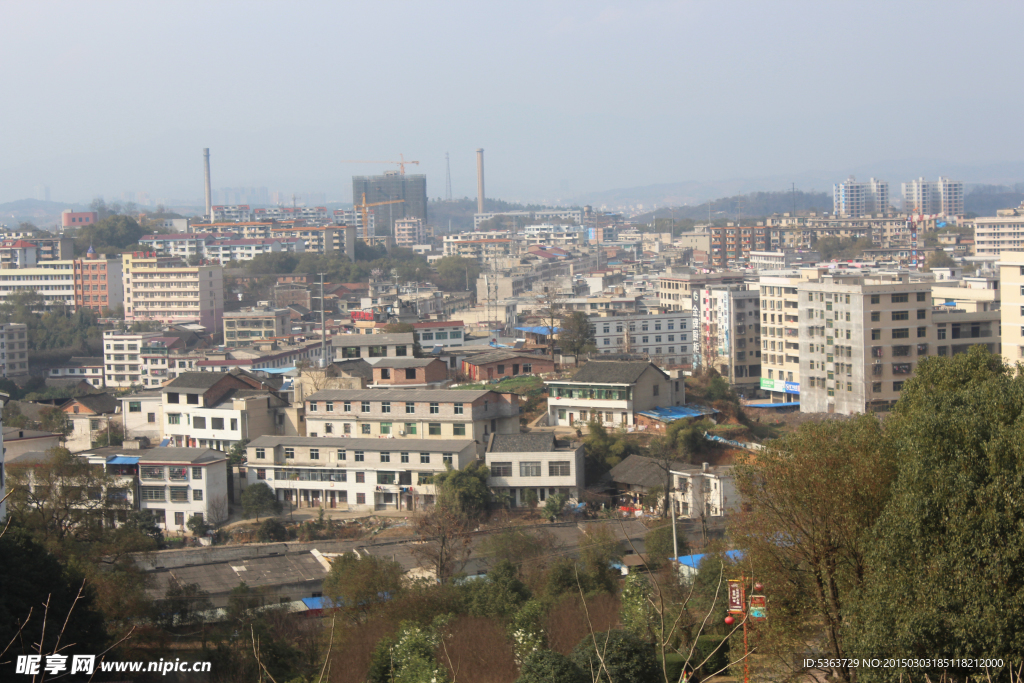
<box><xmin>268</xmin><ymin>226</ymin><xmax>356</xmax><ymax>259</ymax></box>
<box><xmin>303</xmin><ymin>389</ymin><xmax>519</xmax><ymax>453</ymax></box>
<box><xmin>749</xmin><ymin>250</ymin><xmax>821</xmax><ymax>270</ymax></box>
<box><xmin>253</xmin><ymin>206</ymin><xmax>330</xmax><ymax>224</ymax></box>
<box><xmin>974</xmin><ymin>204</ymin><xmax>1024</xmax><ymax>257</ymax></box>
<box><xmin>0</xmin><ymin>239</ymin><xmax>39</xmax><ymax>268</ymax></box>
<box><xmin>707</xmin><ymin>226</ymin><xmax>772</xmax><ymax>267</ymax></box>
<box><xmin>692</xmin><ymin>285</ymin><xmax>761</xmax><ymax>391</ymax></box>
<box><xmin>138</xmin><ymin>448</ymin><xmax>229</xmax><ymax>532</ymax></box>
<box><xmin>352</xmin><ymin>173</ymin><xmax>427</xmax><ymax>237</ymax></box>
<box><xmin>658</xmin><ymin>270</ymin><xmax>747</xmax><ymax>312</ymax></box>
<box><xmin>368</xmin><ymin>358</ymin><xmax>449</xmax><ymax>389</ymax></box>
<box><xmin>0</xmin><ymin>261</ymin><xmax>75</xmax><ymax>310</ymax></box>
<box><xmin>902</xmin><ymin>177</ymin><xmax>964</xmax><ymax>216</ymax></box>
<box><xmin>61</xmin><ymin>210</ymin><xmax>98</xmax><ymax>227</ymax></box>
<box><xmin>0</xmin><ymin>323</ymin><xmax>29</xmax><ymax>377</ymax></box>
<box><xmin>757</xmin><ymin>270</ymin><xmax>824</xmax><ymax>402</ymax></box>
<box><xmin>223</xmin><ymin>307</ymin><xmax>292</xmax><ymax>343</ymax></box>
<box><xmin>443</xmin><ymin>238</ymin><xmax>513</xmax><ymax>261</ymax></box>
<box><xmin>103</xmin><ymin>330</ymin><xmax>165</xmax><ymax>388</ymax></box>
<box><xmin>210</xmin><ymin>205</ymin><xmax>252</xmax><ymax>222</ymax></box>
<box><xmin>589</xmin><ymin>312</ymin><xmax>693</xmax><ymax>368</ymax></box>
<box><xmin>413</xmin><ymin>320</ymin><xmax>465</xmax><ymax>347</ymax></box>
<box><xmin>670</xmin><ymin>462</ymin><xmax>739</xmax><ymax>521</ymax></box>
<box><xmin>332</xmin><ymin>333</ymin><xmax>416</xmax><ymax>360</ymax></box>
<box><xmin>48</xmin><ymin>356</ymin><xmax>104</xmax><ymax>387</ymax></box>
<box><xmin>1000</xmin><ymin>259</ymin><xmax>1024</xmax><ymax>367</ymax></box>
<box><xmin>833</xmin><ymin>176</ymin><xmax>890</xmax><ymax>217</ymax></box>
<box><xmin>394</xmin><ymin>218</ymin><xmax>428</xmax><ymax>248</ymax></box>
<box><xmin>546</xmin><ymin>360</ymin><xmax>682</xmax><ymax>428</ymax></box>
<box><xmin>245</xmin><ymin>436</ymin><xmax>476</xmax><ymax>511</ymax></box>
<box><xmin>74</xmin><ymin>251</ymin><xmax>123</xmax><ymax>312</ymax></box>
<box><xmin>486</xmin><ymin>432</ymin><xmax>584</xmax><ymax>507</ymax></box>
<box><xmin>473</xmin><ymin>209</ymin><xmax>582</xmax><ymax>228</ymax></box>
<box><xmin>122</xmin><ymin>252</ymin><xmax>224</xmax><ymax>332</ymax></box>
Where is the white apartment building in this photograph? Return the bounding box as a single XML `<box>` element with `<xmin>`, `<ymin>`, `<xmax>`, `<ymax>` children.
<box><xmin>245</xmin><ymin>436</ymin><xmax>477</xmax><ymax>511</ymax></box>
<box><xmin>757</xmin><ymin>270</ymin><xmax>824</xmax><ymax>402</ymax></box>
<box><xmin>139</xmin><ymin>234</ymin><xmax>304</xmax><ymax>264</ymax></box>
<box><xmin>254</xmin><ymin>206</ymin><xmax>330</xmax><ymax>224</ymax></box>
<box><xmin>103</xmin><ymin>330</ymin><xmax>165</xmax><ymax>388</ymax></box>
<box><xmin>974</xmin><ymin>205</ymin><xmax>1024</xmax><ymax>257</ymax></box>
<box><xmin>223</xmin><ymin>307</ymin><xmax>292</xmax><ymax>342</ymax></box>
<box><xmin>486</xmin><ymin>432</ymin><xmax>584</xmax><ymax>507</ymax></box>
<box><xmin>394</xmin><ymin>218</ymin><xmax>428</xmax><ymax>248</ymax></box>
<box><xmin>442</xmin><ymin>237</ymin><xmax>513</xmax><ymax>261</ymax></box>
<box><xmin>670</xmin><ymin>463</ymin><xmax>739</xmax><ymax>520</ymax></box>
<box><xmin>1000</xmin><ymin>259</ymin><xmax>1024</xmax><ymax>367</ymax></box>
<box><xmin>162</xmin><ymin>373</ymin><xmax>285</xmax><ymax>451</ymax></box>
<box><xmin>902</xmin><ymin>177</ymin><xmax>964</xmax><ymax>216</ymax></box>
<box><xmin>589</xmin><ymin>312</ymin><xmax>693</xmax><ymax>367</ymax></box>
<box><xmin>692</xmin><ymin>285</ymin><xmax>762</xmax><ymax>391</ymax></box>
<box><xmin>138</xmin><ymin>448</ymin><xmax>230</xmax><ymax>533</ymax></box>
<box><xmin>473</xmin><ymin>209</ymin><xmax>582</xmax><ymax>228</ymax></box>
<box><xmin>546</xmin><ymin>360</ymin><xmax>682</xmax><ymax>428</ymax></box>
<box><xmin>122</xmin><ymin>253</ymin><xmax>225</xmax><ymax>333</ymax></box>
<box><xmin>0</xmin><ymin>261</ymin><xmax>75</xmax><ymax>310</ymax></box>
<box><xmin>413</xmin><ymin>320</ymin><xmax>466</xmax><ymax>347</ymax></box>
<box><xmin>210</xmin><ymin>205</ymin><xmax>252</xmax><ymax>222</ymax></box>
<box><xmin>120</xmin><ymin>392</ymin><xmax>164</xmax><ymax>444</ymax></box>
<box><xmin>833</xmin><ymin>176</ymin><xmax>890</xmax><ymax>217</ymax></box>
<box><xmin>0</xmin><ymin>323</ymin><xmax>29</xmax><ymax>377</ymax></box>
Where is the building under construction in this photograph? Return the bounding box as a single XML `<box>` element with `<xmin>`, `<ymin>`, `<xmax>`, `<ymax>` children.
<box><xmin>352</xmin><ymin>172</ymin><xmax>427</xmax><ymax>237</ymax></box>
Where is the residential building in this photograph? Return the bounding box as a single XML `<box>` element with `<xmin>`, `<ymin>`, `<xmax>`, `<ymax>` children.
<box><xmin>902</xmin><ymin>177</ymin><xmax>964</xmax><ymax>216</ymax></box>
<box><xmin>204</xmin><ymin>238</ymin><xmax>304</xmax><ymax>264</ymax></box>
<box><xmin>210</xmin><ymin>205</ymin><xmax>252</xmax><ymax>222</ymax></box>
<box><xmin>122</xmin><ymin>252</ymin><xmax>225</xmax><ymax>332</ymax></box>
<box><xmin>486</xmin><ymin>432</ymin><xmax>584</xmax><ymax>508</ymax></box>
<box><xmin>138</xmin><ymin>448</ymin><xmax>229</xmax><ymax>533</ymax></box>
<box><xmin>707</xmin><ymin>226</ymin><xmax>772</xmax><ymax>267</ymax></box>
<box><xmin>254</xmin><ymin>206</ymin><xmax>330</xmax><ymax>224</ymax></box>
<box><xmin>0</xmin><ymin>261</ymin><xmax>75</xmax><ymax>311</ymax></box>
<box><xmin>0</xmin><ymin>323</ymin><xmax>29</xmax><ymax>377</ymax></box>
<box><xmin>833</xmin><ymin>176</ymin><xmax>890</xmax><ymax>217</ymax></box>
<box><xmin>61</xmin><ymin>394</ymin><xmax>121</xmax><ymax>453</ymax></box>
<box><xmin>394</xmin><ymin>218</ymin><xmax>428</xmax><ymax>247</ymax></box>
<box><xmin>61</xmin><ymin>210</ymin><xmax>99</xmax><ymax>227</ymax></box>
<box><xmin>0</xmin><ymin>239</ymin><xmax>39</xmax><ymax>268</ymax></box>
<box><xmin>352</xmin><ymin>173</ymin><xmax>427</xmax><ymax>237</ymax></box>
<box><xmin>546</xmin><ymin>360</ymin><xmax>682</xmax><ymax>428</ymax></box>
<box><xmin>2</xmin><ymin>427</ymin><xmax>61</xmax><ymax>460</ymax></box>
<box><xmin>443</xmin><ymin>238</ymin><xmax>513</xmax><ymax>261</ymax></box>
<box><xmin>74</xmin><ymin>251</ymin><xmax>124</xmax><ymax>312</ymax></box>
<box><xmin>657</xmin><ymin>270</ymin><xmax>747</xmax><ymax>312</ymax></box>
<box><xmin>103</xmin><ymin>331</ymin><xmax>165</xmax><ymax>389</ymax></box>
<box><xmin>588</xmin><ymin>312</ymin><xmax>693</xmax><ymax>368</ymax></box>
<box><xmin>670</xmin><ymin>462</ymin><xmax>739</xmax><ymax>520</ymax></box>
<box><xmin>460</xmin><ymin>350</ymin><xmax>555</xmax><ymax>382</ymax></box>
<box><xmin>757</xmin><ymin>270</ymin><xmax>824</xmax><ymax>401</ymax></box>
<box><xmin>245</xmin><ymin>436</ymin><xmax>476</xmax><ymax>511</ymax></box>
<box><xmin>195</xmin><ymin>339</ymin><xmax>327</xmax><ymax>376</ymax></box>
<box><xmin>413</xmin><ymin>320</ymin><xmax>466</xmax><ymax>347</ymax></box>
<box><xmin>369</xmin><ymin>358</ymin><xmax>449</xmax><ymax>388</ymax></box>
<box><xmin>47</xmin><ymin>356</ymin><xmax>104</xmax><ymax>387</ymax></box>
<box><xmin>974</xmin><ymin>205</ymin><xmax>1024</xmax><ymax>257</ymax></box>
<box><xmin>693</xmin><ymin>285</ymin><xmax>761</xmax><ymax>391</ymax></box>
<box><xmin>224</xmin><ymin>307</ymin><xmax>292</xmax><ymax>343</ymax></box>
<box><xmin>797</xmin><ymin>272</ymin><xmax>940</xmax><ymax>414</ymax></box>
<box><xmin>748</xmin><ymin>250</ymin><xmax>821</xmax><ymax>270</ymax></box>
<box><xmin>161</xmin><ymin>372</ymin><xmax>285</xmax><ymax>451</ymax></box>
<box><xmin>303</xmin><ymin>389</ymin><xmax>520</xmax><ymax>453</ymax></box>
<box><xmin>120</xmin><ymin>392</ymin><xmax>164</xmax><ymax>444</ymax></box>
<box><xmin>607</xmin><ymin>454</ymin><xmax>686</xmax><ymax>511</ymax></box>
<box><xmin>332</xmin><ymin>333</ymin><xmax>416</xmax><ymax>360</ymax></box>
<box><xmin>1000</xmin><ymin>259</ymin><xmax>1024</xmax><ymax>367</ymax></box>
<box><xmin>473</xmin><ymin>209</ymin><xmax>582</xmax><ymax>228</ymax></box>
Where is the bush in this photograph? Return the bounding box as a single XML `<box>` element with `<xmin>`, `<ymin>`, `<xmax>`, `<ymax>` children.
<box><xmin>516</xmin><ymin>650</ymin><xmax>587</xmax><ymax>683</ymax></box>
<box><xmin>257</xmin><ymin>519</ymin><xmax>288</xmax><ymax>542</ymax></box>
<box><xmin>569</xmin><ymin>630</ymin><xmax>659</xmax><ymax>683</ymax></box>
<box><xmin>694</xmin><ymin>634</ymin><xmax>729</xmax><ymax>676</ymax></box>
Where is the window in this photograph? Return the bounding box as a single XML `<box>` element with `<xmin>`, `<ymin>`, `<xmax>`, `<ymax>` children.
<box><xmin>428</xmin><ymin>423</ymin><xmax>442</xmax><ymax>435</ymax></box>
<box><xmin>429</xmin><ymin>402</ymin><xmax>439</xmax><ymax>414</ymax></box>
<box><xmin>141</xmin><ymin>466</ymin><xmax>164</xmax><ymax>480</ymax></box>
<box><xmin>443</xmin><ymin>453</ymin><xmax>453</xmax><ymax>465</ymax></box>
<box><xmin>401</xmin><ymin>452</ymin><xmax>409</xmax><ymax>463</ymax></box>
<box><xmin>192</xmin><ymin>467</ymin><xmax>203</xmax><ymax>480</ymax></box>
<box><xmin>893</xmin><ymin>381</ymin><xmax>905</xmax><ymax>392</ymax></box>
<box><xmin>174</xmin><ymin>512</ymin><xmax>186</xmax><ymax>526</ymax></box>
<box><xmin>343</xmin><ymin>401</ymin><xmax>351</xmax><ymax>411</ymax></box>
<box><xmin>361</xmin><ymin>423</ymin><xmax>371</xmax><ymax>434</ymax></box>
<box><xmin>187</xmin><ymin>394</ymin><xmax>199</xmax><ymax>405</ymax></box>
<box><xmin>917</xmin><ymin>327</ymin><xmax>927</xmax><ymax>338</ymax></box>
<box><xmin>491</xmin><ymin>462</ymin><xmax>512</xmax><ymax>477</ymax></box>
<box><xmin>285</xmin><ymin>447</ymin><xmax>295</xmax><ymax>459</ymax></box>
<box><xmin>167</xmin><ymin>392</ymin><xmax>179</xmax><ymax>404</ymax></box>
<box><xmin>520</xmin><ymin>462</ymin><xmax>541</xmax><ymax>477</ymax></box>
<box><xmin>406</xmin><ymin>402</ymin><xmax>415</xmax><ymax>414</ymax></box>
<box><xmin>891</xmin><ymin>293</ymin><xmax>909</xmax><ymax>303</ymax></box>
<box><xmin>211</xmin><ymin>417</ymin><xmax>224</xmax><ymax>430</ymax></box>
<box><xmin>917</xmin><ymin>309</ymin><xmax>927</xmax><ymax>320</ymax></box>
<box><xmin>549</xmin><ymin>461</ymin><xmax>571</xmax><ymax>476</ymax></box>
<box><xmin>356</xmin><ymin>493</ymin><xmax>366</xmax><ymax>504</ymax></box>
<box><xmin>256</xmin><ymin>468</ymin><xmax>266</xmax><ymax>480</ymax></box>
<box><xmin>148</xmin><ymin>413</ymin><xmax>156</xmax><ymax>423</ymax></box>
<box><xmin>892</xmin><ymin>328</ymin><xmax>909</xmax><ymax>339</ymax></box>
<box><xmin>872</xmin><ymin>382</ymin><xmax>882</xmax><ymax>393</ymax></box>
<box><xmin>917</xmin><ymin>292</ymin><xmax>926</xmax><ymax>302</ymax></box>
<box><xmin>193</xmin><ymin>490</ymin><xmax>204</xmax><ymax>501</ymax></box>
<box><xmin>168</xmin><ymin>413</ymin><xmax>181</xmax><ymax>425</ymax></box>
<box><xmin>396</xmin><ymin>345</ymin><xmax>408</xmax><ymax>356</ymax></box>
<box><xmin>361</xmin><ymin>401</ymin><xmax>370</xmax><ymax>412</ymax></box>
<box><xmin>355</xmin><ymin>450</ymin><xmax>365</xmax><ymax>462</ymax></box>
<box><xmin>310</xmin><ymin>448</ymin><xmax>320</xmax><ymax>460</ymax></box>
<box><xmin>405</xmin><ymin>368</ymin><xmax>417</xmax><ymax>379</ymax></box>
<box><xmin>380</xmin><ymin>452</ymin><xmax>390</xmax><ymax>463</ymax></box>
<box><xmin>870</xmin><ymin>294</ymin><xmax>880</xmax><ymax>304</ymax></box>
<box><xmin>141</xmin><ymin>486</ymin><xmax>165</xmax><ymax>501</ymax></box>
<box><xmin>377</xmin><ymin>472</ymin><xmax>395</xmax><ymax>485</ymax></box>
<box><xmin>381</xmin><ymin>401</ymin><xmax>391</xmax><ymax>413</ymax></box>
<box><xmin>193</xmin><ymin>416</ymin><xmax>206</xmax><ymax>429</ymax></box>
<box><xmin>338</xmin><ymin>450</ymin><xmax>347</xmax><ymax>461</ymax></box>
<box><xmin>453</xmin><ymin>423</ymin><xmax>466</xmax><ymax>436</ymax></box>
<box><xmin>870</xmin><ymin>311</ymin><xmax>880</xmax><ymax>322</ymax></box>
<box><xmin>255</xmin><ymin>448</ymin><xmax>265</xmax><ymax>459</ymax></box>
<box><xmin>405</xmin><ymin>423</ymin><xmax>417</xmax><ymax>435</ymax></box>
<box><xmin>420</xmin><ymin>453</ymin><xmax>430</xmax><ymax>464</ymax></box>
<box><xmin>309</xmin><ymin>401</ymin><xmax>318</xmax><ymax>412</ymax></box>
<box><xmin>891</xmin><ymin>311</ymin><xmax>909</xmax><ymax>321</ymax></box>
<box><xmin>454</xmin><ymin>403</ymin><xmax>463</xmax><ymax>415</ymax></box>
<box><xmin>871</xmin><ymin>330</ymin><xmax>881</xmax><ymax>340</ymax></box>
<box><xmin>380</xmin><ymin>422</ymin><xmax>391</xmax><ymax>435</ymax></box>
<box><xmin>170</xmin><ymin>487</ymin><xmax>188</xmax><ymax>502</ymax></box>
<box><xmin>128</xmin><ymin>401</ymin><xmax>141</xmax><ymax>413</ymax></box>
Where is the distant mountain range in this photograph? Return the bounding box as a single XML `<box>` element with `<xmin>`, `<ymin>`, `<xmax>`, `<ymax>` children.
<box><xmin>0</xmin><ymin>199</ymin><xmax>88</xmax><ymax>230</ymax></box>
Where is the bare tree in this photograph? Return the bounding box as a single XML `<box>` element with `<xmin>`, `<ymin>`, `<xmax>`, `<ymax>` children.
<box><xmin>411</xmin><ymin>489</ymin><xmax>472</xmax><ymax>585</ymax></box>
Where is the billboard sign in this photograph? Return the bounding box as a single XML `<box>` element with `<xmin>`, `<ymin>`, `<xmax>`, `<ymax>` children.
<box><xmin>749</xmin><ymin>594</ymin><xmax>767</xmax><ymax>621</ymax></box>
<box><xmin>760</xmin><ymin>378</ymin><xmax>800</xmax><ymax>394</ymax></box>
<box><xmin>727</xmin><ymin>579</ymin><xmax>744</xmax><ymax>614</ymax></box>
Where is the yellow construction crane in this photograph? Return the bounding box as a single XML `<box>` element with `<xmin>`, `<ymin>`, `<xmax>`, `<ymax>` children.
<box><xmin>340</xmin><ymin>154</ymin><xmax>420</xmax><ymax>175</ymax></box>
<box><xmin>354</xmin><ymin>192</ymin><xmax>404</xmax><ymax>239</ymax></box>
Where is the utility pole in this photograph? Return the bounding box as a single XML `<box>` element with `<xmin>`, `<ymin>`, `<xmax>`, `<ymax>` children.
<box><xmin>320</xmin><ymin>272</ymin><xmax>327</xmax><ymax>368</ymax></box>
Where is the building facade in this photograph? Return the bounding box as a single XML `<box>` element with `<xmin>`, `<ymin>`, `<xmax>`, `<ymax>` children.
<box><xmin>902</xmin><ymin>177</ymin><xmax>964</xmax><ymax>216</ymax></box>
<box><xmin>486</xmin><ymin>433</ymin><xmax>584</xmax><ymax>507</ymax></box>
<box><xmin>546</xmin><ymin>360</ymin><xmax>682</xmax><ymax>428</ymax></box>
<box><xmin>693</xmin><ymin>285</ymin><xmax>762</xmax><ymax>391</ymax></box>
<box><xmin>138</xmin><ymin>448</ymin><xmax>229</xmax><ymax>532</ymax></box>
<box><xmin>352</xmin><ymin>173</ymin><xmax>427</xmax><ymax>237</ymax></box>
<box><xmin>122</xmin><ymin>252</ymin><xmax>225</xmax><ymax>332</ymax></box>
<box><xmin>74</xmin><ymin>252</ymin><xmax>123</xmax><ymax>312</ymax></box>
<box><xmin>833</xmin><ymin>176</ymin><xmax>890</xmax><ymax>217</ymax></box>
<box><xmin>0</xmin><ymin>323</ymin><xmax>29</xmax><ymax>377</ymax></box>
<box><xmin>224</xmin><ymin>307</ymin><xmax>292</xmax><ymax>342</ymax></box>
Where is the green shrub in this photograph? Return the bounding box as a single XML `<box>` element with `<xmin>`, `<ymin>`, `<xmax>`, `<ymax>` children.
<box><xmin>515</xmin><ymin>650</ymin><xmax>587</xmax><ymax>683</ymax></box>
<box><xmin>570</xmin><ymin>630</ymin><xmax>659</xmax><ymax>683</ymax></box>
<box><xmin>694</xmin><ymin>634</ymin><xmax>729</xmax><ymax>676</ymax></box>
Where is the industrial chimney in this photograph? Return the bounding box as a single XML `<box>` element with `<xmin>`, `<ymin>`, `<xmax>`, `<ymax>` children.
<box><xmin>476</xmin><ymin>148</ymin><xmax>485</xmax><ymax>214</ymax></box>
<box><xmin>203</xmin><ymin>148</ymin><xmax>212</xmax><ymax>220</ymax></box>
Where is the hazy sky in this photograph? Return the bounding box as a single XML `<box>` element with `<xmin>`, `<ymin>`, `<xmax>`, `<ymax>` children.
<box><xmin>3</xmin><ymin>0</ymin><xmax>1023</xmax><ymax>206</ymax></box>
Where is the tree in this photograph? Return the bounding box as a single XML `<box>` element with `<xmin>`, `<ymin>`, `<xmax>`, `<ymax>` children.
<box><xmin>522</xmin><ymin>488</ymin><xmax>539</xmax><ymax>509</ymax></box>
<box><xmin>161</xmin><ymin>578</ymin><xmax>213</xmax><ymax>628</ymax></box>
<box><xmin>226</xmin><ymin>581</ymin><xmax>263</xmax><ymax>626</ymax></box>
<box><xmin>39</xmin><ymin>406</ymin><xmax>72</xmax><ymax>441</ymax></box>
<box><xmin>577</xmin><ymin>525</ymin><xmax>624</xmax><ymax>594</ymax></box>
<box><xmin>730</xmin><ymin>414</ymin><xmax>896</xmax><ymax>683</ymax></box>
<box><xmin>644</xmin><ymin>521</ymin><xmax>686</xmax><ymax>568</ymax></box>
<box><xmin>240</xmin><ymin>482</ymin><xmax>282</xmax><ymax>522</ymax></box>
<box><xmin>433</xmin><ymin>255</ymin><xmax>479</xmax><ymax>293</ymax></box>
<box><xmin>536</xmin><ymin>295</ymin><xmax>566</xmax><ymax>360</ymax></box>
<box><xmin>322</xmin><ymin>552</ymin><xmax>404</xmax><ymax>623</ymax></box>
<box><xmin>412</xmin><ymin>488</ymin><xmax>473</xmax><ymax>585</ymax></box>
<box><xmin>431</xmin><ymin>460</ymin><xmax>491</xmax><ymax>518</ymax></box>
<box><xmin>515</xmin><ymin>650</ymin><xmax>587</xmax><ymax>683</ymax></box>
<box><xmin>2</xmin><ymin>400</ymin><xmax>29</xmax><ymax>428</ymax></box>
<box><xmin>850</xmin><ymin>348</ymin><xmax>1024</xmax><ymax>681</ymax></box>
<box><xmin>187</xmin><ymin>514</ymin><xmax>211</xmax><ymax>538</ymax></box>
<box><xmin>558</xmin><ymin>311</ymin><xmax>596</xmax><ymax>366</ymax></box>
<box><xmin>542</xmin><ymin>493</ymin><xmax>567</xmax><ymax>522</ymax></box>
<box><xmin>461</xmin><ymin>559</ymin><xmax>530</xmax><ymax>619</ymax></box>
<box><xmin>923</xmin><ymin>249</ymin><xmax>956</xmax><ymax>271</ymax></box>
<box><xmin>569</xmin><ymin>630</ymin><xmax>660</xmax><ymax>683</ymax></box>
<box><xmin>227</xmin><ymin>439</ymin><xmax>249</xmax><ymax>466</ymax></box>
<box><xmin>256</xmin><ymin>518</ymin><xmax>287</xmax><ymax>542</ymax></box>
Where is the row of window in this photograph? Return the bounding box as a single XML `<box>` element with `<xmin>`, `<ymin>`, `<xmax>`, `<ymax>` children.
<box><xmin>140</xmin><ymin>486</ymin><xmax>203</xmax><ymax>502</ymax></box>
<box><xmin>307</xmin><ymin>421</ymin><xmax>468</xmax><ymax>436</ymax></box>
<box><xmin>166</xmin><ymin>414</ymin><xmax>238</xmax><ymax>430</ymax></box>
<box><xmin>140</xmin><ymin>466</ymin><xmax>203</xmax><ymax>481</ymax></box>
<box><xmin>254</xmin><ymin>468</ymin><xmax>433</xmax><ymax>485</ymax></box>
<box><xmin>255</xmin><ymin>447</ymin><xmax>455</xmax><ymax>464</ymax></box>
<box><xmin>490</xmin><ymin>461</ymin><xmax>571</xmax><ymax>477</ymax></box>
<box><xmin>309</xmin><ymin>400</ymin><xmax>464</xmax><ymax>414</ymax></box>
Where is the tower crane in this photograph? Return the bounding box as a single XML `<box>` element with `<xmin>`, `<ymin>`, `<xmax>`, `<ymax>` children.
<box><xmin>354</xmin><ymin>192</ymin><xmax>404</xmax><ymax>239</ymax></box>
<box><xmin>340</xmin><ymin>154</ymin><xmax>420</xmax><ymax>175</ymax></box>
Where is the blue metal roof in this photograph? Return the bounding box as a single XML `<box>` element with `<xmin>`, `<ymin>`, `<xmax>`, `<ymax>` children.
<box><xmin>301</xmin><ymin>597</ymin><xmax>325</xmax><ymax>610</ymax></box>
<box><xmin>258</xmin><ymin>367</ymin><xmax>296</xmax><ymax>374</ymax></box>
<box><xmin>637</xmin><ymin>405</ymin><xmax>718</xmax><ymax>422</ymax></box>
<box><xmin>745</xmin><ymin>402</ymin><xmax>800</xmax><ymax>408</ymax></box>
<box><xmin>514</xmin><ymin>326</ymin><xmax>561</xmax><ymax>335</ymax></box>
<box><xmin>671</xmin><ymin>549</ymin><xmax>744</xmax><ymax>568</ymax></box>
<box><xmin>107</xmin><ymin>456</ymin><xmax>139</xmax><ymax>465</ymax></box>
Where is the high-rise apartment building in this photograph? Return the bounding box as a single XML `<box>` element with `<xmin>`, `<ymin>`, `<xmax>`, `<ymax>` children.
<box><xmin>706</xmin><ymin>226</ymin><xmax>774</xmax><ymax>267</ymax></box>
<box><xmin>902</xmin><ymin>177</ymin><xmax>964</xmax><ymax>216</ymax></box>
<box><xmin>102</xmin><ymin>330</ymin><xmax>166</xmax><ymax>388</ymax></box>
<box><xmin>692</xmin><ymin>284</ymin><xmax>761</xmax><ymax>391</ymax></box>
<box><xmin>1000</xmin><ymin>259</ymin><xmax>1024</xmax><ymax>366</ymax></box>
<box><xmin>757</xmin><ymin>270</ymin><xmax>824</xmax><ymax>402</ymax></box>
<box><xmin>833</xmin><ymin>177</ymin><xmax>890</xmax><ymax>217</ymax></box>
<box><xmin>352</xmin><ymin>172</ymin><xmax>427</xmax><ymax>237</ymax></box>
<box><xmin>0</xmin><ymin>323</ymin><xmax>30</xmax><ymax>377</ymax></box>
<box><xmin>122</xmin><ymin>253</ymin><xmax>224</xmax><ymax>333</ymax></box>
<box><xmin>394</xmin><ymin>218</ymin><xmax>429</xmax><ymax>247</ymax></box>
<box><xmin>972</xmin><ymin>204</ymin><xmax>1024</xmax><ymax>257</ymax></box>
<box><xmin>74</xmin><ymin>250</ymin><xmax>124</xmax><ymax>312</ymax></box>
<box><xmin>658</xmin><ymin>271</ymin><xmax>748</xmax><ymax>312</ymax></box>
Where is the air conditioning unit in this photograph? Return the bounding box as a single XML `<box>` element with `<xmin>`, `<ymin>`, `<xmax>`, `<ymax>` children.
<box><xmin>399</xmin><ymin>430</ymin><xmax>406</xmax><ymax>436</ymax></box>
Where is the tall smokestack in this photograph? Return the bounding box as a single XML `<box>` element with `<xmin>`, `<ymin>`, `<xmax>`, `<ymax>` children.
<box><xmin>476</xmin><ymin>148</ymin><xmax>485</xmax><ymax>214</ymax></box>
<box><xmin>203</xmin><ymin>148</ymin><xmax>212</xmax><ymax>220</ymax></box>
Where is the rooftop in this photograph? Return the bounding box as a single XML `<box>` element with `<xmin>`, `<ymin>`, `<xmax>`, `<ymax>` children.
<box><xmin>138</xmin><ymin>447</ymin><xmax>226</xmax><ymax>464</ymax></box>
<box><xmin>560</xmin><ymin>360</ymin><xmax>662</xmax><ymax>385</ymax></box>
<box><xmin>608</xmin><ymin>454</ymin><xmax>691</xmax><ymax>489</ymax></box>
<box><xmin>331</xmin><ymin>333</ymin><xmax>414</xmax><ymax>347</ymax></box>
<box><xmin>305</xmin><ymin>388</ymin><xmax>496</xmax><ymax>403</ymax></box>
<box><xmin>247</xmin><ymin>436</ymin><xmax>476</xmax><ymax>451</ymax></box>
<box><xmin>489</xmin><ymin>433</ymin><xmax>557</xmax><ymax>453</ymax></box>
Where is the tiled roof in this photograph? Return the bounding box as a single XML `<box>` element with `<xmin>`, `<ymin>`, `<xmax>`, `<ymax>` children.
<box><xmin>247</xmin><ymin>436</ymin><xmax>475</xmax><ymax>451</ymax></box>
<box><xmin>138</xmin><ymin>447</ymin><xmax>226</xmax><ymax>464</ymax></box>
<box><xmin>608</xmin><ymin>454</ymin><xmax>689</xmax><ymax>489</ymax></box>
<box><xmin>564</xmin><ymin>361</ymin><xmax>662</xmax><ymax>385</ymax></box>
<box><xmin>305</xmin><ymin>388</ymin><xmax>494</xmax><ymax>402</ymax></box>
<box><xmin>412</xmin><ymin>320</ymin><xmax>464</xmax><ymax>329</ymax></box>
<box><xmin>489</xmin><ymin>432</ymin><xmax>555</xmax><ymax>453</ymax></box>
